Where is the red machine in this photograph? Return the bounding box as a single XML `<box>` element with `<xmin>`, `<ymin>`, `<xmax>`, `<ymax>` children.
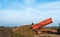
<box><xmin>31</xmin><ymin>18</ymin><xmax>52</xmax><ymax>30</ymax></box>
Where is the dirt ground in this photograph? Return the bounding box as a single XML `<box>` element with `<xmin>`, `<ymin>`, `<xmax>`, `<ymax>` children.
<box><xmin>34</xmin><ymin>33</ymin><xmax>60</xmax><ymax>37</ymax></box>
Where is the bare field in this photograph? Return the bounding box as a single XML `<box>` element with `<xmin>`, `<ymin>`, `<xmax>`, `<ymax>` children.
<box><xmin>0</xmin><ymin>25</ymin><xmax>60</xmax><ymax>37</ymax></box>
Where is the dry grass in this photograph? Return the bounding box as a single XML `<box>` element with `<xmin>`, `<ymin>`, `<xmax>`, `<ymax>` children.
<box><xmin>12</xmin><ymin>25</ymin><xmax>36</xmax><ymax>37</ymax></box>
<box><xmin>0</xmin><ymin>25</ymin><xmax>59</xmax><ymax>37</ymax></box>
<box><xmin>12</xmin><ymin>25</ymin><xmax>59</xmax><ymax>37</ymax></box>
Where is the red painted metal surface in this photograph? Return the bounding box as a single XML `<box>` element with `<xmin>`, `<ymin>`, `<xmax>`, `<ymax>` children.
<box><xmin>32</xmin><ymin>18</ymin><xmax>52</xmax><ymax>30</ymax></box>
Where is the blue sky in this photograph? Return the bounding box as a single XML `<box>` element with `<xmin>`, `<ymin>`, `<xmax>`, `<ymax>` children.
<box><xmin>0</xmin><ymin>0</ymin><xmax>60</xmax><ymax>27</ymax></box>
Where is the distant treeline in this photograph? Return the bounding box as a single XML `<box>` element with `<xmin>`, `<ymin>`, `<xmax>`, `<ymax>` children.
<box><xmin>0</xmin><ymin>26</ymin><xmax>17</xmax><ymax>28</ymax></box>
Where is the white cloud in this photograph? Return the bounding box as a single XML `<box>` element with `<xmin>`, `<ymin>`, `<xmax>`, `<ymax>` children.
<box><xmin>33</xmin><ymin>1</ymin><xmax>60</xmax><ymax>15</ymax></box>
<box><xmin>1</xmin><ymin>1</ymin><xmax>60</xmax><ymax>21</ymax></box>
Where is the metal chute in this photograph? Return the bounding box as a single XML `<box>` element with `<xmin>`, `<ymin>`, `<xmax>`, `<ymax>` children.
<box><xmin>31</xmin><ymin>18</ymin><xmax>52</xmax><ymax>30</ymax></box>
